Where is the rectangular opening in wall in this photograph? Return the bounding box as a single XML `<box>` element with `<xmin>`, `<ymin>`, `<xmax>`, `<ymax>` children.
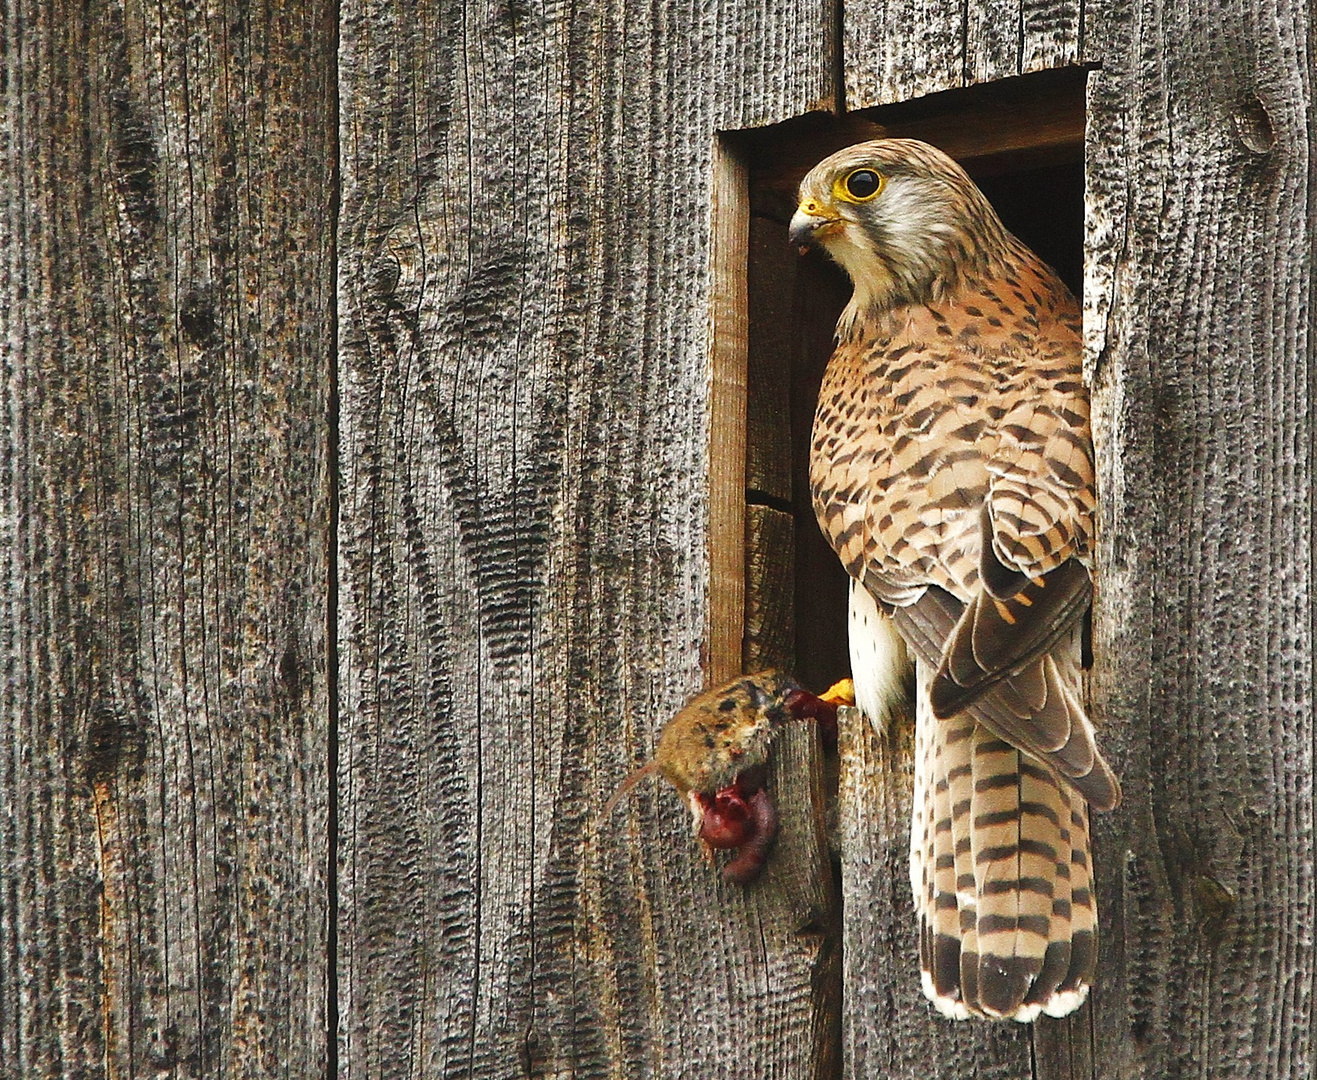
<box><xmin>712</xmin><ymin>66</ymin><xmax>1088</xmax><ymax>691</ymax></box>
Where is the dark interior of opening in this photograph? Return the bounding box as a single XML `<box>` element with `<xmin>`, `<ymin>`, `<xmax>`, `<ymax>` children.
<box><xmin>731</xmin><ymin>67</ymin><xmax>1088</xmax><ymax>692</ymax></box>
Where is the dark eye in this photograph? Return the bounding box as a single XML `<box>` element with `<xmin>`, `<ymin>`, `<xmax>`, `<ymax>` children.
<box><xmin>844</xmin><ymin>169</ymin><xmax>882</xmax><ymax>200</ymax></box>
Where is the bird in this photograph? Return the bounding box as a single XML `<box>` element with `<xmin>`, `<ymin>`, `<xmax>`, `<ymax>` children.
<box><xmin>789</xmin><ymin>138</ymin><xmax>1121</xmax><ymax>1022</ymax></box>
<box><xmin>605</xmin><ymin>670</ymin><xmax>844</xmax><ymax>883</ymax></box>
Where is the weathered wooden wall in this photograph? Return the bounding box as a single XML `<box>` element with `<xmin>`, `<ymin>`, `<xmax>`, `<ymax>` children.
<box><xmin>2</xmin><ymin>0</ymin><xmax>1314</xmax><ymax>1076</ymax></box>
<box><xmin>1081</xmin><ymin>0</ymin><xmax>1315</xmax><ymax>1075</ymax></box>
<box><xmin>834</xmin><ymin>1</ymin><xmax>1317</xmax><ymax>1078</ymax></box>
<box><xmin>334</xmin><ymin>1</ymin><xmax>841</xmax><ymax>1076</ymax></box>
<box><xmin>0</xmin><ymin>0</ymin><xmax>334</xmax><ymax>1076</ymax></box>
<box><xmin>844</xmin><ymin>0</ymin><xmax>1082</xmax><ymax>110</ymax></box>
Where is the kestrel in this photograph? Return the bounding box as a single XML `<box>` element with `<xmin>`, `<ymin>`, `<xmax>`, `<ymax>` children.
<box><xmin>790</xmin><ymin>139</ymin><xmax>1121</xmax><ymax>1021</ymax></box>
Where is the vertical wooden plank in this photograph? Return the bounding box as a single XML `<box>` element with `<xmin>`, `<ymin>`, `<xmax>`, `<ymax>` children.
<box><xmin>743</xmin><ymin>216</ymin><xmax>800</xmax><ymax>675</ymax></box>
<box><xmin>0</xmin><ymin>0</ymin><xmax>333</xmax><ymax>1074</ymax></box>
<box><xmin>965</xmin><ymin>0</ymin><xmax>1022</xmax><ymax>87</ymax></box>
<box><xmin>709</xmin><ymin>144</ymin><xmax>749</xmax><ymax>685</ymax></box>
<box><xmin>844</xmin><ymin>0</ymin><xmax>1081</xmax><ymax>108</ymax></box>
<box><xmin>1021</xmin><ymin>0</ymin><xmax>1082</xmax><ymax>73</ymax></box>
<box><xmin>335</xmin><ymin>0</ymin><xmax>838</xmax><ymax>1076</ymax></box>
<box><xmin>844</xmin><ymin>0</ymin><xmax>966</xmax><ymax>108</ymax></box>
<box><xmin>743</xmin><ymin>505</ymin><xmax>797</xmax><ymax>671</ymax></box>
<box><xmin>837</xmin><ymin>705</ymin><xmax>1036</xmax><ymax>1080</ymax></box>
<box><xmin>1075</xmin><ymin>0</ymin><xmax>1317</xmax><ymax>1074</ymax></box>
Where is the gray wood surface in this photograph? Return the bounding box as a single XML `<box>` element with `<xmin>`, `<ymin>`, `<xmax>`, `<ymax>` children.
<box><xmin>843</xmin><ymin>0</ymin><xmax>1081</xmax><ymax>109</ymax></box>
<box><xmin>334</xmin><ymin>0</ymin><xmax>838</xmax><ymax>1075</ymax></box>
<box><xmin>0</xmin><ymin>0</ymin><xmax>334</xmax><ymax>1076</ymax></box>
<box><xmin>1079</xmin><ymin>0</ymin><xmax>1316</xmax><ymax>1074</ymax></box>
<box><xmin>710</xmin><ymin>144</ymin><xmax>751</xmax><ymax>686</ymax></box>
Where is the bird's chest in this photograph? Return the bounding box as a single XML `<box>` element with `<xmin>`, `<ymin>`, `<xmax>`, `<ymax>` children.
<box><xmin>810</xmin><ymin>330</ymin><xmax>1016</xmax><ymax>586</ymax></box>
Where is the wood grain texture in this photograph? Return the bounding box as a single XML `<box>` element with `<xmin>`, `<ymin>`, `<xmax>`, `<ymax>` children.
<box><xmin>744</xmin><ymin>505</ymin><xmax>796</xmax><ymax>673</ymax></box>
<box><xmin>709</xmin><ymin>145</ymin><xmax>749</xmax><ymax>685</ymax></box>
<box><xmin>0</xmin><ymin>0</ymin><xmax>1306</xmax><ymax>1073</ymax></box>
<box><xmin>0</xmin><ymin>0</ymin><xmax>333</xmax><ymax>1075</ymax></box>
<box><xmin>335</xmin><ymin>0</ymin><xmax>836</xmax><ymax>1075</ymax></box>
<box><xmin>1079</xmin><ymin>0</ymin><xmax>1316</xmax><ymax>1074</ymax></box>
<box><xmin>837</xmin><ymin>708</ymin><xmax>1037</xmax><ymax>1078</ymax></box>
<box><xmin>843</xmin><ymin>0</ymin><xmax>1081</xmax><ymax>109</ymax></box>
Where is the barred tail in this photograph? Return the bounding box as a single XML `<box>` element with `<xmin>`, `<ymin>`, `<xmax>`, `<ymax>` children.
<box><xmin>912</xmin><ymin>660</ymin><xmax>1097</xmax><ymax>1022</ymax></box>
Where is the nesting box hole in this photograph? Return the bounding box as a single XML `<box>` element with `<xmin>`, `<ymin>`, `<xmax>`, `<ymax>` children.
<box><xmin>708</xmin><ymin>66</ymin><xmax>1088</xmax><ymax>693</ymax></box>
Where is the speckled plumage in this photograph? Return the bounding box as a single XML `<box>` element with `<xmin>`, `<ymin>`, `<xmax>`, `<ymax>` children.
<box><xmin>793</xmin><ymin>139</ymin><xmax>1120</xmax><ymax>1021</ymax></box>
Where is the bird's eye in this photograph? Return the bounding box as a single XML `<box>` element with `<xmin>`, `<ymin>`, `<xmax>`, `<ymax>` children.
<box><xmin>840</xmin><ymin>168</ymin><xmax>883</xmax><ymax>201</ymax></box>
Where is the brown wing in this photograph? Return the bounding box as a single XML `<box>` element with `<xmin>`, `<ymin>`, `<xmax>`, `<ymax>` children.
<box><xmin>931</xmin><ymin>556</ymin><xmax>1091</xmax><ymax>717</ymax></box>
<box><xmin>917</xmin><ymin>376</ymin><xmax>1111</xmax><ymax>806</ymax></box>
<box><xmin>881</xmin><ymin>575</ymin><xmax>1118</xmax><ymax>811</ymax></box>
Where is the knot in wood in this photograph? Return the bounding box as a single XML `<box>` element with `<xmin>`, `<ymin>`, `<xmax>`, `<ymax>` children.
<box><xmin>1233</xmin><ymin>94</ymin><xmax>1275</xmax><ymax>156</ymax></box>
<box><xmin>179</xmin><ymin>286</ymin><xmax>219</xmax><ymax>348</ymax></box>
<box><xmin>83</xmin><ymin>703</ymin><xmax>146</xmax><ymax>785</ymax></box>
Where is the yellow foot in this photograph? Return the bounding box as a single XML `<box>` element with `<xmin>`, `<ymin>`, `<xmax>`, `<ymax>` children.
<box><xmin>819</xmin><ymin>678</ymin><xmax>856</xmax><ymax>708</ymax></box>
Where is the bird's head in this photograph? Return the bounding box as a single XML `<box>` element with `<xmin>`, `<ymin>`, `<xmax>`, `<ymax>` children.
<box><xmin>789</xmin><ymin>138</ymin><xmax>1013</xmax><ymax>327</ymax></box>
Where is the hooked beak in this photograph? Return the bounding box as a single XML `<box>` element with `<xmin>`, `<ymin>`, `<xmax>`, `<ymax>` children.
<box><xmin>788</xmin><ymin>202</ymin><xmax>841</xmax><ymax>252</ymax></box>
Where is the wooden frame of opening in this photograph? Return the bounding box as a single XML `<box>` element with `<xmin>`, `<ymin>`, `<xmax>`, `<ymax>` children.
<box><xmin>707</xmin><ymin>66</ymin><xmax>1090</xmax><ymax>687</ymax></box>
